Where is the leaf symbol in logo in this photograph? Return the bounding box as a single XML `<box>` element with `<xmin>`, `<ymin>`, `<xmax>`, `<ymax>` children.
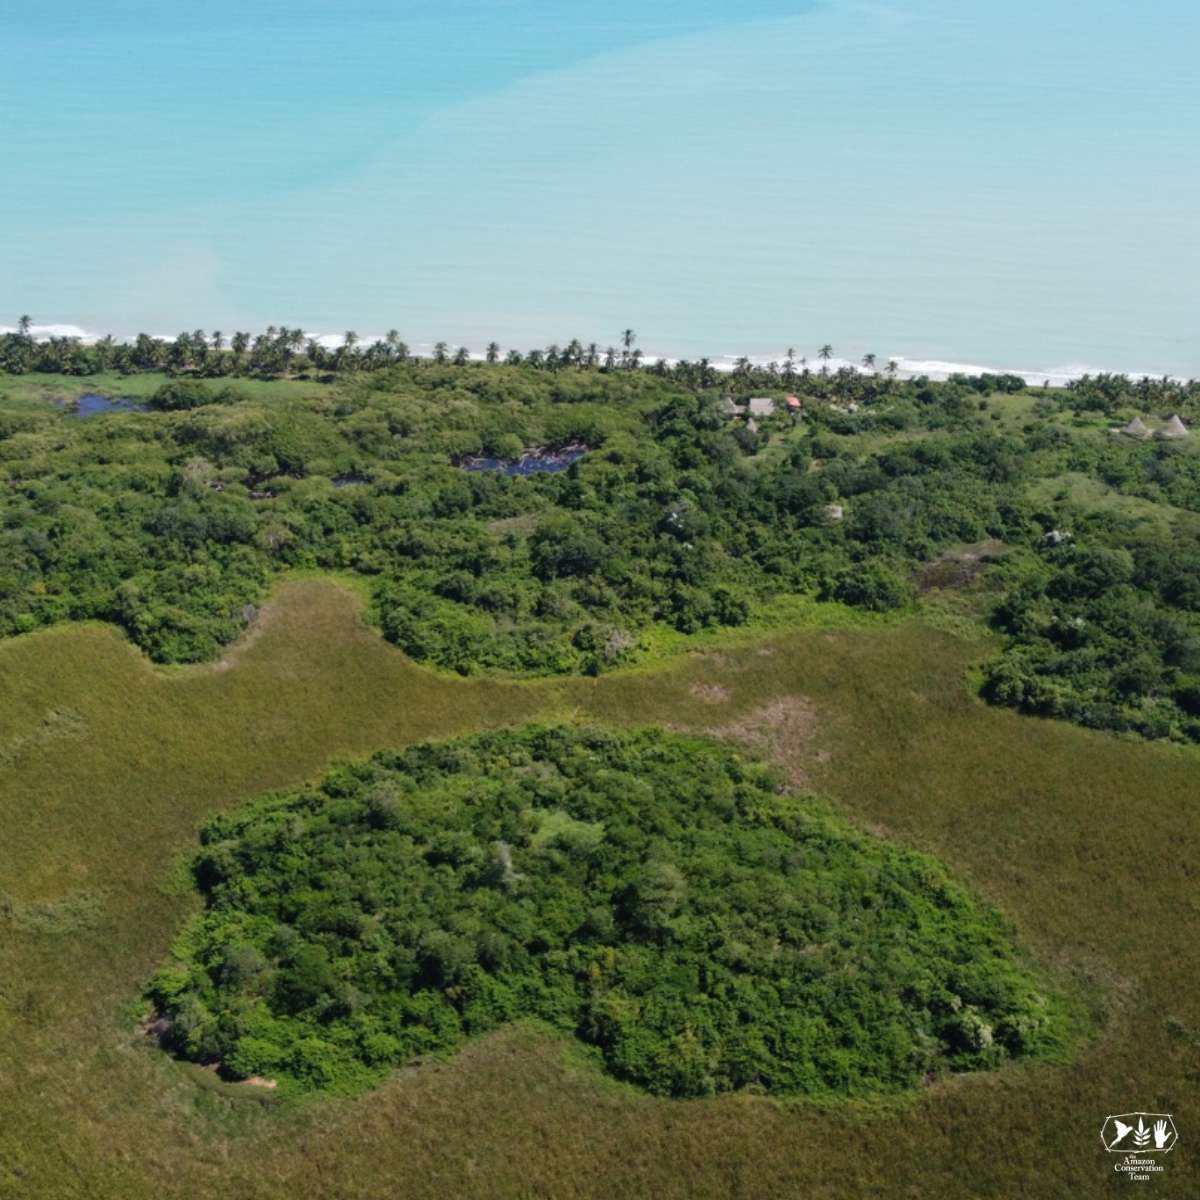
<box><xmin>1133</xmin><ymin>1118</ymin><xmax>1151</xmax><ymax>1148</ymax></box>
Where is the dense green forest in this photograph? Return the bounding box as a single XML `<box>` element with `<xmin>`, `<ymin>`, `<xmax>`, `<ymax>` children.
<box><xmin>3</xmin><ymin>333</ymin><xmax>1200</xmax><ymax>743</ymax></box>
<box><xmin>146</xmin><ymin>726</ymin><xmax>1078</xmax><ymax>1097</ymax></box>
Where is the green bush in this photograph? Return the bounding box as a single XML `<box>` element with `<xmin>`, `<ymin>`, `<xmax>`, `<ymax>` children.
<box><xmin>146</xmin><ymin>726</ymin><xmax>1079</xmax><ymax>1098</ymax></box>
<box><xmin>5</xmin><ymin>359</ymin><xmax>1200</xmax><ymax>744</ymax></box>
<box><xmin>149</xmin><ymin>378</ymin><xmax>238</xmax><ymax>411</ymax></box>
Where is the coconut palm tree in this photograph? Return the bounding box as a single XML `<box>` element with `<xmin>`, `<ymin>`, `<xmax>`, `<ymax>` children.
<box><xmin>17</xmin><ymin>315</ymin><xmax>32</xmax><ymax>337</ymax></box>
<box><xmin>94</xmin><ymin>335</ymin><xmax>115</xmax><ymax>372</ymax></box>
<box><xmin>168</xmin><ymin>332</ymin><xmax>191</xmax><ymax>372</ymax></box>
<box><xmin>453</xmin><ymin>345</ymin><xmax>469</xmax><ymax>366</ymax></box>
<box><xmin>337</xmin><ymin>331</ymin><xmax>359</xmax><ymax>372</ymax></box>
<box><xmin>134</xmin><ymin>332</ymin><xmax>163</xmax><ymax>370</ymax></box>
<box><xmin>603</xmin><ymin>346</ymin><xmax>617</xmax><ymax>371</ymax></box>
<box><xmin>585</xmin><ymin>343</ymin><xmax>599</xmax><ymax>368</ymax></box>
<box><xmin>886</xmin><ymin>358</ymin><xmax>899</xmax><ymax>380</ymax></box>
<box><xmin>862</xmin><ymin>353</ymin><xmax>876</xmax><ymax>371</ymax></box>
<box><xmin>274</xmin><ymin>328</ymin><xmax>298</xmax><ymax>374</ymax></box>
<box><xmin>433</xmin><ymin>341</ymin><xmax>448</xmax><ymax>363</ymax></box>
<box><xmin>384</xmin><ymin>331</ymin><xmax>409</xmax><ymax>362</ymax></box>
<box><xmin>211</xmin><ymin>331</ymin><xmax>224</xmax><ymax>352</ymax></box>
<box><xmin>819</xmin><ymin>344</ymin><xmax>833</xmax><ymax>375</ymax></box>
<box><xmin>486</xmin><ymin>342</ymin><xmax>500</xmax><ymax>363</ymax></box>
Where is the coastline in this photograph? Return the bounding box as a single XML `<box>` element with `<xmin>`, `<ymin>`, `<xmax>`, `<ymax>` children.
<box><xmin>0</xmin><ymin>323</ymin><xmax>1192</xmax><ymax>386</ymax></box>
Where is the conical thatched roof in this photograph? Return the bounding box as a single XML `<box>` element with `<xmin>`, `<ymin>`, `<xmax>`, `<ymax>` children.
<box><xmin>1162</xmin><ymin>414</ymin><xmax>1189</xmax><ymax>438</ymax></box>
<box><xmin>1121</xmin><ymin>416</ymin><xmax>1149</xmax><ymax>437</ymax></box>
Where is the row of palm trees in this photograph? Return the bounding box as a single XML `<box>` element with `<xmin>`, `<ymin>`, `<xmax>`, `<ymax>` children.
<box><xmin>1066</xmin><ymin>371</ymin><xmax>1200</xmax><ymax>409</ymax></box>
<box><xmin>2</xmin><ymin>317</ymin><xmax>910</xmax><ymax>390</ymax></box>
<box><xmin>0</xmin><ymin>322</ymin><xmax>411</xmax><ymax>377</ymax></box>
<box><xmin>0</xmin><ymin>320</ymin><xmax>647</xmax><ymax>378</ymax></box>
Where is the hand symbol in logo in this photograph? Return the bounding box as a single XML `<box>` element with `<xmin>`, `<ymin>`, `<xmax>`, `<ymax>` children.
<box><xmin>1155</xmin><ymin>1120</ymin><xmax>1171</xmax><ymax>1149</ymax></box>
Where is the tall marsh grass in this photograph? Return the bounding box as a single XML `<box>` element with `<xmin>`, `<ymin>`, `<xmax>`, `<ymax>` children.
<box><xmin>0</xmin><ymin>576</ymin><xmax>1195</xmax><ymax>1198</ymax></box>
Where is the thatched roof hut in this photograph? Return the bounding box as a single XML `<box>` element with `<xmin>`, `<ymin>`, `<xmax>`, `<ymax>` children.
<box><xmin>1160</xmin><ymin>414</ymin><xmax>1189</xmax><ymax>439</ymax></box>
<box><xmin>1120</xmin><ymin>416</ymin><xmax>1149</xmax><ymax>438</ymax></box>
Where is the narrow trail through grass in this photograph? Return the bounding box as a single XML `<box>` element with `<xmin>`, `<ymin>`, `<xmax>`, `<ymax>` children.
<box><xmin>0</xmin><ymin>576</ymin><xmax>1196</xmax><ymax>1198</ymax></box>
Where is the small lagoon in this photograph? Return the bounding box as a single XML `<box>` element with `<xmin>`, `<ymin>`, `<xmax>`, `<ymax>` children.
<box><xmin>71</xmin><ymin>395</ymin><xmax>146</xmax><ymax>417</ymax></box>
<box><xmin>462</xmin><ymin>447</ymin><xmax>586</xmax><ymax>476</ymax></box>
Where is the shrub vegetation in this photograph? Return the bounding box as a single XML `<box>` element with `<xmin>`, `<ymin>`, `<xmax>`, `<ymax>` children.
<box><xmin>146</xmin><ymin>725</ymin><xmax>1077</xmax><ymax>1098</ymax></box>
<box><xmin>3</xmin><ymin>350</ymin><xmax>1200</xmax><ymax>742</ymax></box>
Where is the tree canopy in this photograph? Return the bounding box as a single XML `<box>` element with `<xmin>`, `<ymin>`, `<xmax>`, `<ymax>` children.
<box><xmin>146</xmin><ymin>726</ymin><xmax>1078</xmax><ymax>1098</ymax></box>
<box><xmin>2</xmin><ymin>350</ymin><xmax>1200</xmax><ymax>743</ymax></box>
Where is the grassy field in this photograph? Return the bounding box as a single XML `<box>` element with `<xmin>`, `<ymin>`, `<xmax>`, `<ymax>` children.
<box><xmin>1</xmin><ymin>576</ymin><xmax>1197</xmax><ymax>1198</ymax></box>
<box><xmin>0</xmin><ymin>371</ymin><xmax>330</xmax><ymax>408</ymax></box>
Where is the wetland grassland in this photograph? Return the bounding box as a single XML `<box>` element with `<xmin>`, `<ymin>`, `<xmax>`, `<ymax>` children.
<box><xmin>1</xmin><ymin>576</ymin><xmax>1196</xmax><ymax>1198</ymax></box>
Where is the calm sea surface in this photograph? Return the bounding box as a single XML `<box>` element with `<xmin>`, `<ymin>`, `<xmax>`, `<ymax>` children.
<box><xmin>2</xmin><ymin>0</ymin><xmax>1198</xmax><ymax>375</ymax></box>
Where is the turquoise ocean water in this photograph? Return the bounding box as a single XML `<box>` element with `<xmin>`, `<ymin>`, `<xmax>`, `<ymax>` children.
<box><xmin>1</xmin><ymin>0</ymin><xmax>1198</xmax><ymax>375</ymax></box>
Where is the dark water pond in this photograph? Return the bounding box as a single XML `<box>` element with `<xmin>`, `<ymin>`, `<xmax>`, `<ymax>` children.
<box><xmin>463</xmin><ymin>448</ymin><xmax>585</xmax><ymax>476</ymax></box>
<box><xmin>72</xmin><ymin>394</ymin><xmax>146</xmax><ymax>416</ymax></box>
<box><xmin>333</xmin><ymin>476</ymin><xmax>368</xmax><ymax>488</ymax></box>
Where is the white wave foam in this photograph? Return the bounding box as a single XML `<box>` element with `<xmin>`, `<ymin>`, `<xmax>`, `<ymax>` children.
<box><xmin>0</xmin><ymin>323</ymin><xmax>97</xmax><ymax>341</ymax></box>
<box><xmin>1</xmin><ymin>323</ymin><xmax>1190</xmax><ymax>382</ymax></box>
<box><xmin>688</xmin><ymin>354</ymin><xmax>1187</xmax><ymax>385</ymax></box>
